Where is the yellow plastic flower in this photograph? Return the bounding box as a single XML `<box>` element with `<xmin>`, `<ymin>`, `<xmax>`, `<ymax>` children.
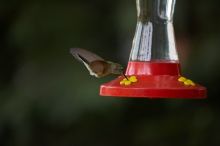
<box><xmin>129</xmin><ymin>76</ymin><xmax>138</xmax><ymax>82</ymax></box>
<box><xmin>120</xmin><ymin>75</ymin><xmax>138</xmax><ymax>86</ymax></box>
<box><xmin>178</xmin><ymin>76</ymin><xmax>187</xmax><ymax>82</ymax></box>
<box><xmin>184</xmin><ymin>79</ymin><xmax>195</xmax><ymax>86</ymax></box>
<box><xmin>178</xmin><ymin>76</ymin><xmax>195</xmax><ymax>86</ymax></box>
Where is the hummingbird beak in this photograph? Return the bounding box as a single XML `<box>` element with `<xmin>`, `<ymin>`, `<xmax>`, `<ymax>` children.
<box><xmin>122</xmin><ymin>72</ymin><xmax>129</xmax><ymax>80</ymax></box>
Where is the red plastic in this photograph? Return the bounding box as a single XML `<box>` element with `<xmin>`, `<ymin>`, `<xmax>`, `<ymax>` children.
<box><xmin>125</xmin><ymin>61</ymin><xmax>181</xmax><ymax>76</ymax></box>
<box><xmin>100</xmin><ymin>61</ymin><xmax>207</xmax><ymax>98</ymax></box>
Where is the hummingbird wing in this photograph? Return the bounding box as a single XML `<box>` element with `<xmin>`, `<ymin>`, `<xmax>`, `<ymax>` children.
<box><xmin>70</xmin><ymin>48</ymin><xmax>105</xmax><ymax>76</ymax></box>
<box><xmin>70</xmin><ymin>48</ymin><xmax>104</xmax><ymax>64</ymax></box>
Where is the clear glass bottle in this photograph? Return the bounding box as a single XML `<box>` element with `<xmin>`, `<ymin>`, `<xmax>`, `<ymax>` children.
<box><xmin>129</xmin><ymin>0</ymin><xmax>178</xmax><ymax>61</ymax></box>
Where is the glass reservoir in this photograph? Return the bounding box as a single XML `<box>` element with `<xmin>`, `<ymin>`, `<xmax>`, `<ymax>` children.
<box><xmin>130</xmin><ymin>0</ymin><xmax>177</xmax><ymax>61</ymax></box>
<box><xmin>126</xmin><ymin>0</ymin><xmax>179</xmax><ymax>76</ymax></box>
<box><xmin>100</xmin><ymin>0</ymin><xmax>206</xmax><ymax>98</ymax></box>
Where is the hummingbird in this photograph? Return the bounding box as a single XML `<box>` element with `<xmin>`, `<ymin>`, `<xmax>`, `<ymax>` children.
<box><xmin>70</xmin><ymin>48</ymin><xmax>126</xmax><ymax>78</ymax></box>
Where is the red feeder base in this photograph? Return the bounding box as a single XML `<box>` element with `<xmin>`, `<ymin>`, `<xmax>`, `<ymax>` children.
<box><xmin>100</xmin><ymin>61</ymin><xmax>207</xmax><ymax>98</ymax></box>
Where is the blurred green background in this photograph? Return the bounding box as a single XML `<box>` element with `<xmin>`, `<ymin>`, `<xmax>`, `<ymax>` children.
<box><xmin>0</xmin><ymin>0</ymin><xmax>220</xmax><ymax>146</ymax></box>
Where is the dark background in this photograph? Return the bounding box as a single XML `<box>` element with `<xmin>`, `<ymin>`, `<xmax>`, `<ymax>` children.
<box><xmin>0</xmin><ymin>0</ymin><xmax>220</xmax><ymax>146</ymax></box>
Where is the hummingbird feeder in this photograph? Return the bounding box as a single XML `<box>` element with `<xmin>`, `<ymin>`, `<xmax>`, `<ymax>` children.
<box><xmin>100</xmin><ymin>0</ymin><xmax>207</xmax><ymax>98</ymax></box>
